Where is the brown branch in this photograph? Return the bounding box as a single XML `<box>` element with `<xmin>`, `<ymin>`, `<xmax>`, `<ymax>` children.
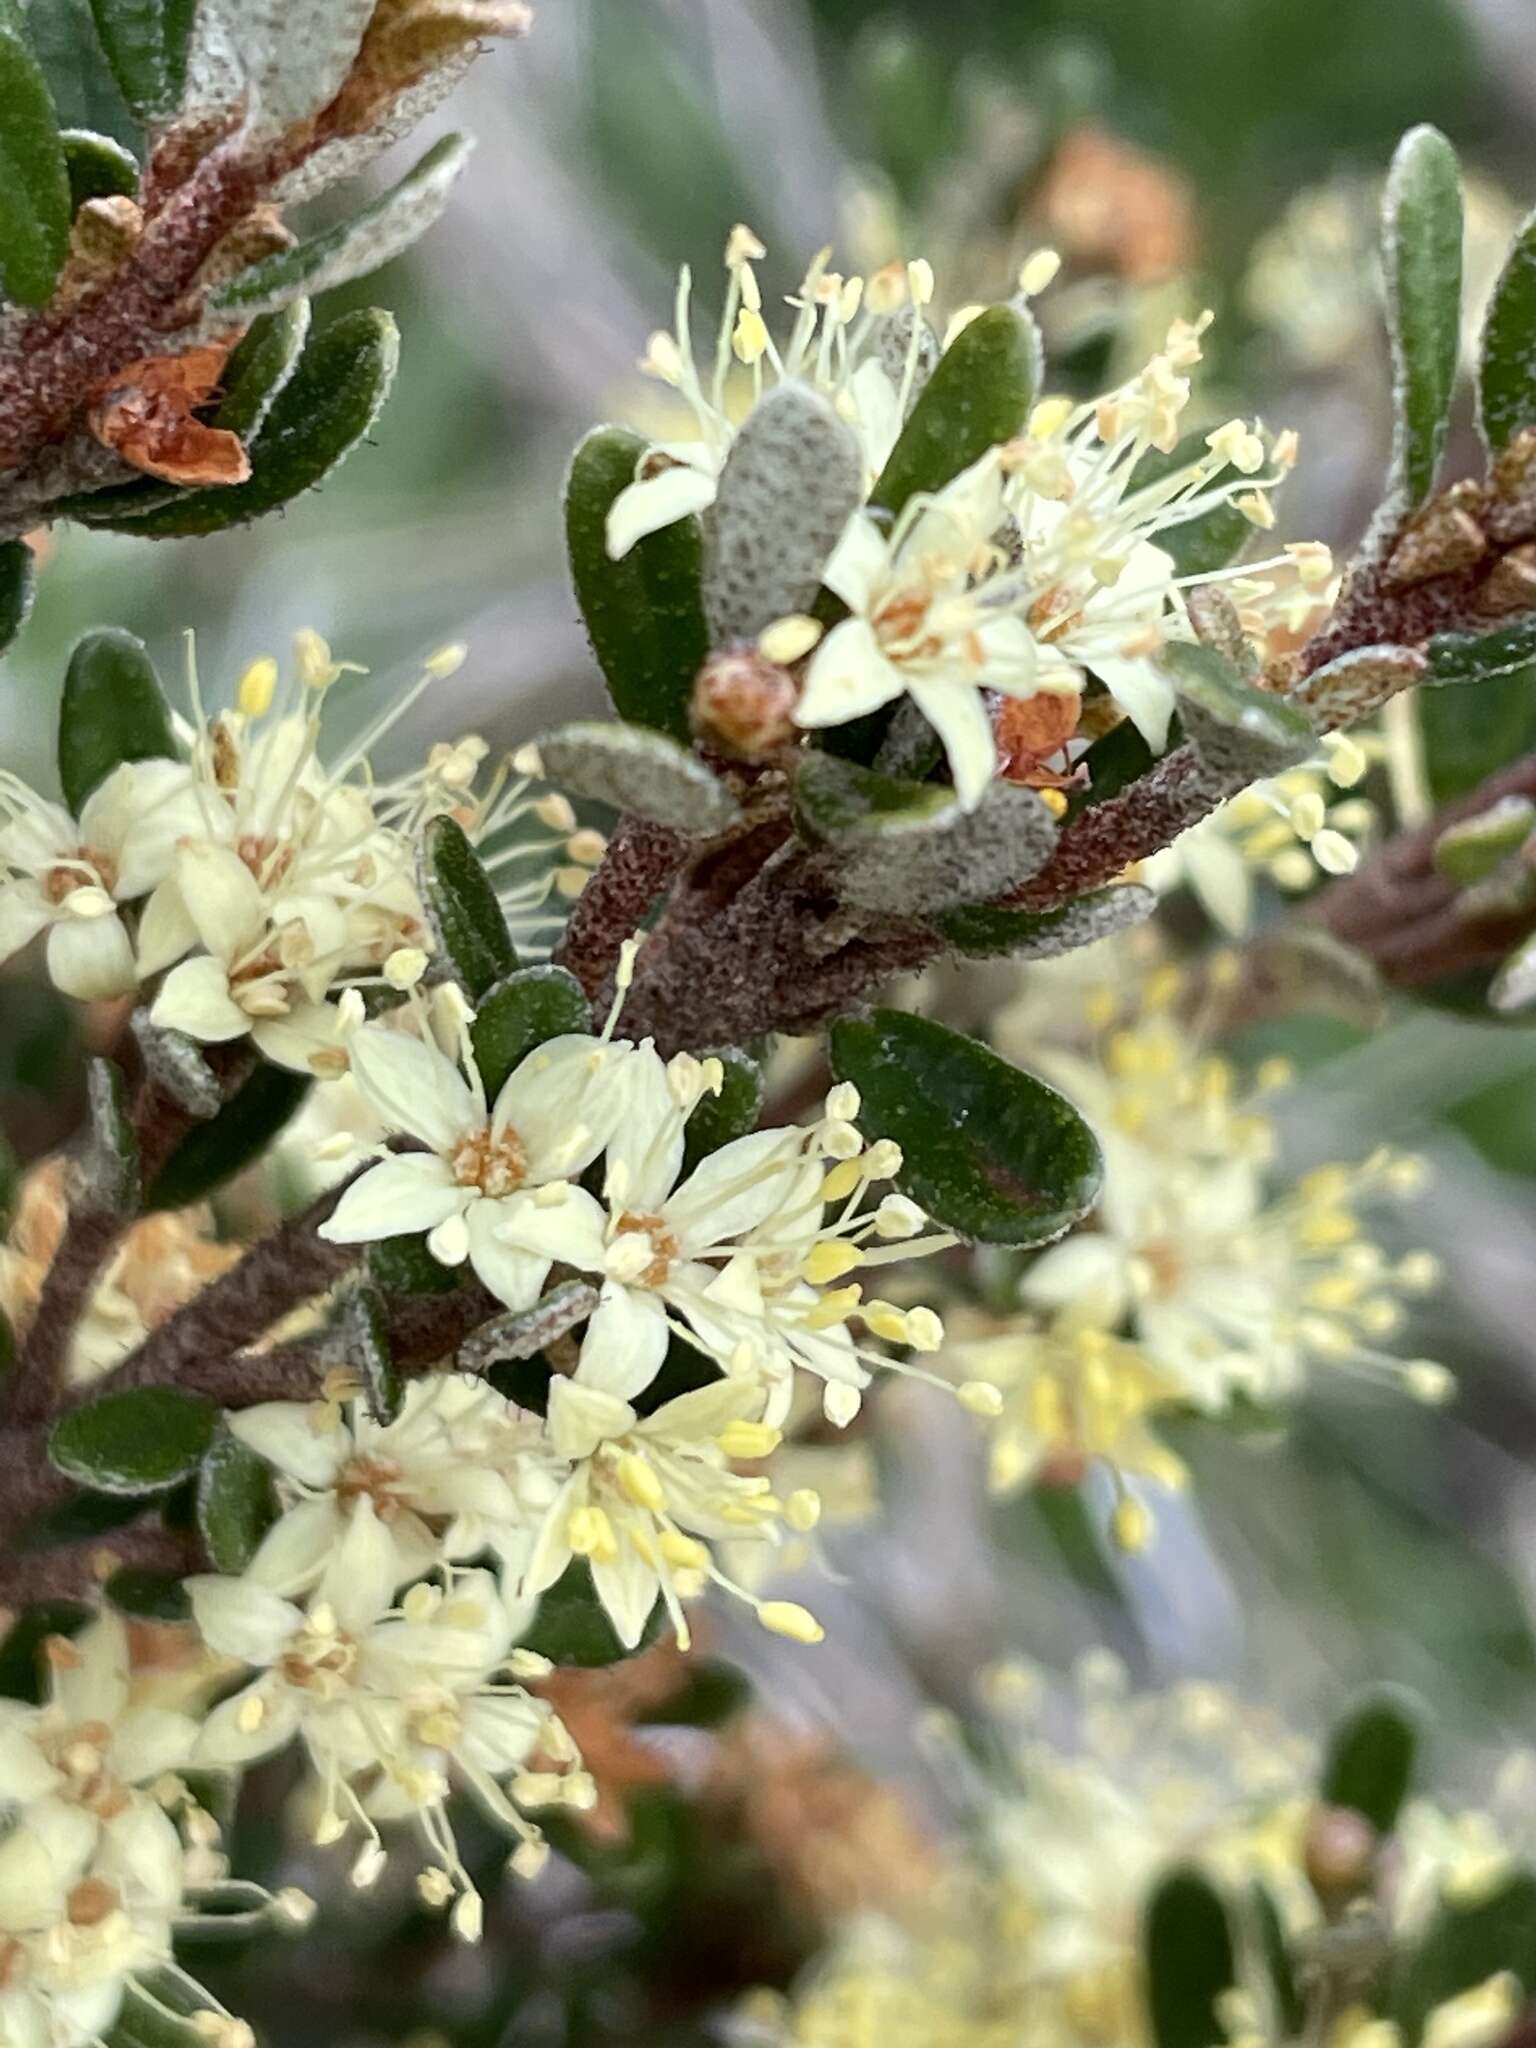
<box><xmin>555</xmin><ymin>815</ymin><xmax>688</xmax><ymax>1004</ymax></box>
<box><xmin>1313</xmin><ymin>751</ymin><xmax>1536</xmax><ymax>988</ymax></box>
<box><xmin>0</xmin><ymin>1513</ymin><xmax>203</xmax><ymax>1611</ymax></box>
<box><xmin>82</xmin><ymin>1172</ymin><xmax>366</xmax><ymax>1409</ymax></box>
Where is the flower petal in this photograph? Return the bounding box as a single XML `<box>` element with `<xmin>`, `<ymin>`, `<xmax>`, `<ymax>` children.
<box><xmin>348</xmin><ymin>1025</ymin><xmax>481</xmax><ymax>1153</ymax></box>
<box><xmin>465</xmin><ymin>1196</ymin><xmax>551</xmax><ymax>1311</ymax></box>
<box><xmin>317</xmin><ymin>1154</ymin><xmax>466</xmax><ymax>1243</ymax></box>
<box><xmin>907</xmin><ymin>678</ymin><xmax>997</xmax><ymax>810</ymax></box>
<box><xmin>45</xmin><ymin>912</ymin><xmax>137</xmax><ymax>999</ymax></box>
<box><xmin>187</xmin><ymin>1575</ymin><xmax>301</xmax><ymax>1664</ymax></box>
<box><xmin>664</xmin><ymin>1126</ymin><xmax>806</xmax><ymax>1254</ymax></box>
<box><xmin>174</xmin><ymin>841</ymin><xmax>266</xmax><ymax>961</ymax></box>
<box><xmin>820</xmin><ymin>513</ymin><xmax>890</xmax><ymax>613</ymax></box>
<box><xmin>1089</xmin><ymin>653</ymin><xmax>1176</xmax><ymax>753</ymax></box>
<box><xmin>574</xmin><ymin>1283</ymin><xmax>669</xmax><ymax>1399</ymax></box>
<box><xmin>150</xmin><ymin>954</ymin><xmax>248</xmax><ymax>1041</ymax></box>
<box><xmin>605</xmin><ymin>462</ymin><xmax>718</xmax><ymax>560</ymax></box>
<box><xmin>492</xmin><ymin>1035</ymin><xmax>617</xmax><ymax>1178</ymax></box>
<box><xmin>228</xmin><ymin>1402</ymin><xmax>346</xmax><ymax>1489</ymax></box>
<box><xmin>794</xmin><ymin>617</ymin><xmax>906</xmax><ymax>728</ymax></box>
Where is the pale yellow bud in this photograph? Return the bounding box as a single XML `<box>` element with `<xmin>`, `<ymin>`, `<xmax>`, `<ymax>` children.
<box><xmin>757</xmin><ymin>613</ymin><xmax>824</xmax><ymax>665</ymax></box>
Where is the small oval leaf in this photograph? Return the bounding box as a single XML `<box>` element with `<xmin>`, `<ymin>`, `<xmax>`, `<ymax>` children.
<box><xmin>196</xmin><ymin>1425</ymin><xmax>278</xmax><ymax>1574</ymax></box>
<box><xmin>85</xmin><ymin>0</ymin><xmax>196</xmax><ymax>117</ymax></box>
<box><xmin>1381</xmin><ymin>125</ymin><xmax>1464</xmax><ymax>515</ymax></box>
<box><xmin>421</xmin><ymin>813</ymin><xmax>517</xmax><ymax>999</ymax></box>
<box><xmin>145</xmin><ymin>1062</ymin><xmax>310</xmax><ymax>1211</ymax></box>
<box><xmin>1321</xmin><ymin>1685</ymin><xmax>1422</xmax><ymax>1834</ymax></box>
<box><xmin>471</xmin><ymin>965</ymin><xmax>591</xmax><ymax>1101</ymax></box>
<box><xmin>519</xmin><ymin>1558</ymin><xmax>664</xmax><ymax>1668</ymax></box>
<box><xmin>50</xmin><ymin>1386</ymin><xmax>217</xmax><ymax>1494</ymax></box>
<box><xmin>534</xmin><ymin>722</ymin><xmax>740</xmax><ymax>837</ymax></box>
<box><xmin>61</xmin><ymin>125</ymin><xmax>138</xmax><ymax>207</ymax></box>
<box><xmin>681</xmin><ymin>1046</ymin><xmax>764</xmax><ymax>1177</ymax></box>
<box><xmin>0</xmin><ymin>19</ymin><xmax>71</xmax><ymax>307</ymax></box>
<box><xmin>828</xmin><ymin>1009</ymin><xmax>1102</xmax><ymax>1246</ymax></box>
<box><xmin>870</xmin><ymin>301</ymin><xmax>1040</xmax><ymax>519</ymax></box>
<box><xmin>57</xmin><ymin>627</ymin><xmax>178</xmax><ymax>814</ymax></box>
<box><xmin>933</xmin><ymin>885</ymin><xmax>1157</xmax><ymax>960</ymax></box>
<box><xmin>1479</xmin><ymin>204</ymin><xmax>1536</xmax><ymax>455</ymax></box>
<box><xmin>566</xmin><ymin>425</ymin><xmax>709</xmax><ymax>744</ymax></box>
<box><xmin>1144</xmin><ymin>1866</ymin><xmax>1238</xmax><ymax>2048</ymax></box>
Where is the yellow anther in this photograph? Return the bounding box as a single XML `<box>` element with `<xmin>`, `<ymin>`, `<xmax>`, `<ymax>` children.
<box><xmin>236</xmin><ymin>657</ymin><xmax>278</xmax><ymax>717</ymax></box>
<box><xmin>803</xmin><ymin>1239</ymin><xmax>863</xmax><ymax>1285</ymax></box>
<box><xmin>785</xmin><ymin>1489</ymin><xmax>822</xmax><ymax>1533</ymax></box>
<box><xmin>957</xmin><ymin>1380</ymin><xmax>1004</xmax><ymax>1417</ymax></box>
<box><xmin>1111</xmin><ymin>1496</ymin><xmax>1153</xmax><ymax>1554</ymax></box>
<box><xmin>716</xmin><ymin>1421</ymin><xmax>782</xmax><ymax>1460</ymax></box>
<box><xmin>616</xmin><ymin>1454</ymin><xmax>666</xmax><ymax>1513</ymax></box>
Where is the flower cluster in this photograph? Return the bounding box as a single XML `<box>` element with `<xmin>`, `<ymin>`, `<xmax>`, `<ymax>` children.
<box><xmin>743</xmin><ymin>1659</ymin><xmax>1528</xmax><ymax>2048</ymax></box>
<box><xmin>0</xmin><ymin>635</ymin><xmax>599</xmax><ymax>1068</ymax></box>
<box><xmin>950</xmin><ymin>946</ymin><xmax>1451</xmax><ymax>1546</ymax></box>
<box><xmin>0</xmin><ymin>1609</ymin><xmax>296</xmax><ymax>2048</ymax></box>
<box><xmin>293</xmin><ymin>989</ymin><xmax>954</xmax><ymax>1651</ymax></box>
<box><xmin>614</xmin><ymin>229</ymin><xmax>1333</xmax><ymax>812</ymax></box>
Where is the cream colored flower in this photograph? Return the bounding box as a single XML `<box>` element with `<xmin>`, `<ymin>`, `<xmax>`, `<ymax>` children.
<box><xmin>316</xmin><ymin>1022</ymin><xmax>633</xmax><ymax>1308</ymax></box>
<box><xmin>0</xmin><ymin>760</ymin><xmax>199</xmax><ymax>999</ymax></box>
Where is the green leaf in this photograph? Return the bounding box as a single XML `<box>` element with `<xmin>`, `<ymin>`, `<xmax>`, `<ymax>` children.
<box><xmin>84</xmin><ymin>1055</ymin><xmax>139</xmax><ymax>1216</ymax></box>
<box><xmin>50</xmin><ymin>1386</ymin><xmax>216</xmax><ymax>1494</ymax></box>
<box><xmin>1433</xmin><ymin>796</ymin><xmax>1536</xmax><ymax>883</ymax></box>
<box><xmin>1161</xmin><ymin>641</ymin><xmax>1314</xmax><ymax>781</ymax></box>
<box><xmin>367</xmin><ymin>1232</ymin><xmax>460</xmax><ymax>1297</ymax></box>
<box><xmin>681</xmin><ymin>1046</ymin><xmax>764</xmax><ymax>1177</ymax></box>
<box><xmin>343</xmin><ymin>1281</ymin><xmax>401</xmax><ymax>1425</ymax></box>
<box><xmin>1391</xmin><ymin>1873</ymin><xmax>1536</xmax><ymax>2047</ymax></box>
<box><xmin>87</xmin><ymin>307</ymin><xmax>399</xmax><ymax>537</ymax></box>
<box><xmin>1322</xmin><ymin>1687</ymin><xmax>1421</xmax><ymax>1832</ymax></box>
<box><xmin>105</xmin><ymin>1565</ymin><xmax>190</xmax><ymax>1621</ymax></box>
<box><xmin>933</xmin><ymin>885</ymin><xmax>1157</xmax><ymax>960</ymax></box>
<box><xmin>0</xmin><ymin>19</ymin><xmax>70</xmax><ymax>306</ymax></box>
<box><xmin>208</xmin><ymin>134</ymin><xmax>472</xmax><ymax>321</ymax></box>
<box><xmin>870</xmin><ymin>301</ymin><xmax>1041</xmax><ymax>519</ymax></box>
<box><xmin>636</xmin><ymin>1657</ymin><xmax>752</xmax><ymax>1729</ymax></box>
<box><xmin>0</xmin><ymin>538</ymin><xmax>34</xmax><ymax>656</ymax></box>
<box><xmin>0</xmin><ymin>1600</ymin><xmax>91</xmax><ymax>1702</ymax></box>
<box><xmin>793</xmin><ymin>751</ymin><xmax>1057</xmax><ymax>913</ymax></box>
<box><xmin>196</xmin><ymin>1425</ymin><xmax>278</xmax><ymax>1574</ymax></box>
<box><xmin>534</xmin><ymin>721</ymin><xmax>740</xmax><ymax>837</ymax></box>
<box><xmin>471</xmin><ymin>965</ymin><xmax>591</xmax><ymax>1100</ymax></box>
<box><xmin>565</xmin><ymin>425</ymin><xmax>708</xmax><ymax>745</ymax></box>
<box><xmin>212</xmin><ymin>297</ymin><xmax>311</xmax><ymax>439</ymax></box>
<box><xmin>421</xmin><ymin>813</ymin><xmax>517</xmax><ymax>1000</ymax></box>
<box><xmin>15</xmin><ymin>1486</ymin><xmax>147</xmax><ymax>1552</ymax></box>
<box><xmin>1068</xmin><ymin>715</ymin><xmax>1161</xmax><ymax>816</ymax></box>
<box><xmin>1418</xmin><ymin>666</ymin><xmax>1536</xmax><ymax>804</ymax></box>
<box><xmin>1144</xmin><ymin>1867</ymin><xmax>1238</xmax><ymax>2048</ymax></box>
<box><xmin>519</xmin><ymin>1559</ymin><xmax>664</xmax><ymax>1668</ymax></box>
<box><xmin>145</xmin><ymin>1062</ymin><xmax>310</xmax><ymax>1210</ymax></box>
<box><xmin>1479</xmin><ymin>205</ymin><xmax>1536</xmax><ymax>454</ymax></box>
<box><xmin>61</xmin><ymin>125</ymin><xmax>137</xmax><ymax>206</ymax></box>
<box><xmin>85</xmin><ymin>0</ymin><xmax>195</xmax><ymax>116</ymax></box>
<box><xmin>1130</xmin><ymin>437</ymin><xmax>1252</xmax><ymax>577</ymax></box>
<box><xmin>704</xmin><ymin>382</ymin><xmax>865</xmax><ymax>644</ymax></box>
<box><xmin>1248</xmin><ymin>1883</ymin><xmax>1304</xmax><ymax>2040</ymax></box>
<box><xmin>1427</xmin><ymin>615</ymin><xmax>1536</xmax><ymax>688</ymax></box>
<box><xmin>57</xmin><ymin>627</ymin><xmax>178</xmax><ymax>813</ymax></box>
<box><xmin>1381</xmin><ymin>125</ymin><xmax>1464</xmax><ymax>514</ymax></box>
<box><xmin>828</xmin><ymin>1010</ymin><xmax>1102</xmax><ymax>1247</ymax></box>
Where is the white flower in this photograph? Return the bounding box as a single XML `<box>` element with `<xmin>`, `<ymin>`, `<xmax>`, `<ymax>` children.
<box><xmin>523</xmin><ymin>1373</ymin><xmax>788</xmax><ymax>1650</ymax></box>
<box><xmin>0</xmin><ymin>1794</ymin><xmax>187</xmax><ymax>2048</ymax></box>
<box><xmin>795</xmin><ymin>457</ymin><xmax>1065</xmax><ymax>809</ymax></box>
<box><xmin>606</xmin><ymin>238</ymin><xmax>917</xmax><ymax>560</ymax></box>
<box><xmin>316</xmin><ymin>1023</ymin><xmax>632</xmax><ymax>1308</ymax></box>
<box><xmin>148</xmin><ymin>842</ymin><xmax>351</xmax><ymax>1074</ymax></box>
<box><xmin>189</xmin><ymin>1505</ymin><xmax>561</xmax><ymax>1921</ymax></box>
<box><xmin>0</xmin><ymin>1611</ymin><xmax>199</xmax><ymax>1820</ymax></box>
<box><xmin>0</xmin><ymin>760</ymin><xmax>199</xmax><ymax>999</ymax></box>
<box><xmin>230</xmin><ymin>1375</ymin><xmax>563</xmax><ymax>1607</ymax></box>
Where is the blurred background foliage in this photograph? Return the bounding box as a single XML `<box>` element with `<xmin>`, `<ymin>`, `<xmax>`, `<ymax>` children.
<box><xmin>10</xmin><ymin>1</ymin><xmax>1536</xmax><ymax>2041</ymax></box>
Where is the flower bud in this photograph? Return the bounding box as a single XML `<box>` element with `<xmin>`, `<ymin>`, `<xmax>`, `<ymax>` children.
<box><xmin>691</xmin><ymin>648</ymin><xmax>800</xmax><ymax>760</ymax></box>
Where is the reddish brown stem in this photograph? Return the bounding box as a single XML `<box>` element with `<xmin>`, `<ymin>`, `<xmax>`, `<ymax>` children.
<box><xmin>555</xmin><ymin>815</ymin><xmax>689</xmax><ymax>1005</ymax></box>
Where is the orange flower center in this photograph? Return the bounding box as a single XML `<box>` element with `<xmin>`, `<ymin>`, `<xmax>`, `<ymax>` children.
<box><xmin>452</xmin><ymin>1125</ymin><xmax>529</xmax><ymax>1198</ymax></box>
<box><xmin>41</xmin><ymin>846</ymin><xmax>116</xmax><ymax>904</ymax></box>
<box><xmin>614</xmin><ymin>1213</ymin><xmax>681</xmax><ymax>1288</ymax></box>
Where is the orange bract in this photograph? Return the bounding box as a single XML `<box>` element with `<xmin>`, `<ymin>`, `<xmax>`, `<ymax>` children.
<box><xmin>995</xmin><ymin>689</ymin><xmax>1083</xmax><ymax>788</ymax></box>
<box><xmin>88</xmin><ymin>341</ymin><xmax>251</xmax><ymax>488</ymax></box>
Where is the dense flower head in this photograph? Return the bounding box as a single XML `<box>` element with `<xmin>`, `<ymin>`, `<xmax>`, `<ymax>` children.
<box><xmin>608</xmin><ymin>226</ymin><xmax>1334</xmax><ymax>814</ymax></box>
<box><xmin>995</xmin><ymin>949</ymin><xmax>1451</xmax><ymax>1422</ymax></box>
<box><xmin>0</xmin><ymin>633</ymin><xmax>596</xmax><ymax>1067</ymax></box>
